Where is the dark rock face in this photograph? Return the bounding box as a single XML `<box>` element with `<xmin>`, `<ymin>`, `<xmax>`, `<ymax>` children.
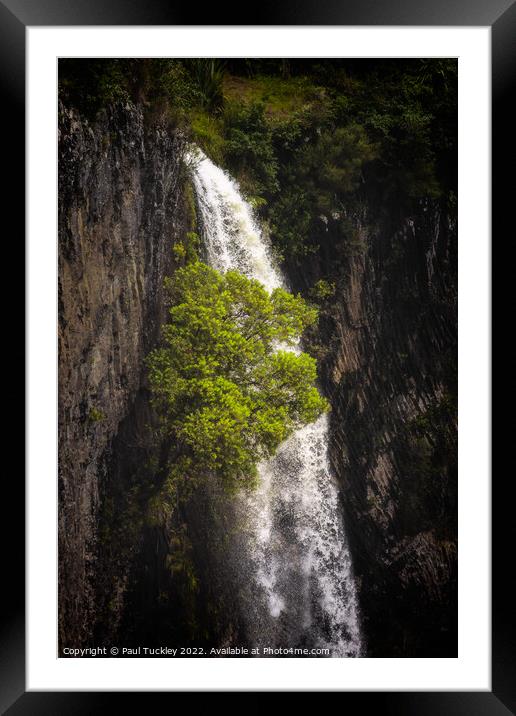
<box><xmin>289</xmin><ymin>199</ymin><xmax>457</xmax><ymax>656</ymax></box>
<box><xmin>58</xmin><ymin>101</ymin><xmax>188</xmax><ymax>648</ymax></box>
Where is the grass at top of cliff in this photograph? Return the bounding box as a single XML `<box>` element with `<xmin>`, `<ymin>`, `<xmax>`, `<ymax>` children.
<box><xmin>189</xmin><ymin>112</ymin><xmax>226</xmax><ymax>166</ymax></box>
<box><xmin>188</xmin><ymin>75</ymin><xmax>324</xmax><ymax>175</ymax></box>
<box><xmin>222</xmin><ymin>74</ymin><xmax>327</xmax><ymax>119</ymax></box>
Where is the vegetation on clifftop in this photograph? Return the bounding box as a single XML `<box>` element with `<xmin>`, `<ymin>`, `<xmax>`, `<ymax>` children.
<box><xmin>59</xmin><ymin>58</ymin><xmax>457</xmax><ymax>262</ymax></box>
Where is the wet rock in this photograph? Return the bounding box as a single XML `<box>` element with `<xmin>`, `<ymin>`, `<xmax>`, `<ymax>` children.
<box><xmin>287</xmin><ymin>201</ymin><xmax>457</xmax><ymax>656</ymax></box>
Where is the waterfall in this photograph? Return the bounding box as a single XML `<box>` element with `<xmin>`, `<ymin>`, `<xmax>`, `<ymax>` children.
<box><xmin>190</xmin><ymin>148</ymin><xmax>363</xmax><ymax>657</ymax></box>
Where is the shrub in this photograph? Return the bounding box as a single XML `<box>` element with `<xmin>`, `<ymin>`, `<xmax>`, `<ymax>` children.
<box><xmin>146</xmin><ymin>262</ymin><xmax>328</xmax><ymax>495</ymax></box>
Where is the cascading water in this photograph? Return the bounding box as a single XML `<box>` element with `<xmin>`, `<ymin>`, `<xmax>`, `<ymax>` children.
<box><xmin>190</xmin><ymin>148</ymin><xmax>363</xmax><ymax>657</ymax></box>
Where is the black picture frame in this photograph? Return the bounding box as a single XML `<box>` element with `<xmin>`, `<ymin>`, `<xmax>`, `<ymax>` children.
<box><xmin>4</xmin><ymin>0</ymin><xmax>513</xmax><ymax>710</ymax></box>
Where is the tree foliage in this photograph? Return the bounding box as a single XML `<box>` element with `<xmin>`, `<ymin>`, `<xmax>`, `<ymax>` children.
<box><xmin>146</xmin><ymin>262</ymin><xmax>328</xmax><ymax>493</ymax></box>
<box><xmin>59</xmin><ymin>60</ymin><xmax>457</xmax><ymax>249</ymax></box>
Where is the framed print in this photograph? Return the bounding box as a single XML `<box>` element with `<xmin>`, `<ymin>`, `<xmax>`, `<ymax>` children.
<box><xmin>4</xmin><ymin>0</ymin><xmax>513</xmax><ymax>709</ymax></box>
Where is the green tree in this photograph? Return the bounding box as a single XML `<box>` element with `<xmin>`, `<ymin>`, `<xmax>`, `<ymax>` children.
<box><xmin>223</xmin><ymin>101</ymin><xmax>279</xmax><ymax>196</ymax></box>
<box><xmin>146</xmin><ymin>261</ymin><xmax>328</xmax><ymax>495</ymax></box>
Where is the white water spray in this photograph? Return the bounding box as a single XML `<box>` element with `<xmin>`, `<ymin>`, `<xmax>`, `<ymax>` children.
<box><xmin>190</xmin><ymin>148</ymin><xmax>362</xmax><ymax>656</ymax></box>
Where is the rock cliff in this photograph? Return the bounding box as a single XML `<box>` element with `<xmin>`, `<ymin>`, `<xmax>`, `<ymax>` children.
<box><xmin>288</xmin><ymin>198</ymin><xmax>457</xmax><ymax>656</ymax></box>
<box><xmin>58</xmin><ymin>101</ymin><xmax>188</xmax><ymax>648</ymax></box>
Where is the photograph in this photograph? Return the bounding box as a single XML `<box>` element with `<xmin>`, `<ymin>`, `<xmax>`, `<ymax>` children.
<box><xmin>57</xmin><ymin>57</ymin><xmax>458</xmax><ymax>660</ymax></box>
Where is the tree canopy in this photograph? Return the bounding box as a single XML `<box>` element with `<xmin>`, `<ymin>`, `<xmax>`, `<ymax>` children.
<box><xmin>146</xmin><ymin>261</ymin><xmax>328</xmax><ymax>494</ymax></box>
